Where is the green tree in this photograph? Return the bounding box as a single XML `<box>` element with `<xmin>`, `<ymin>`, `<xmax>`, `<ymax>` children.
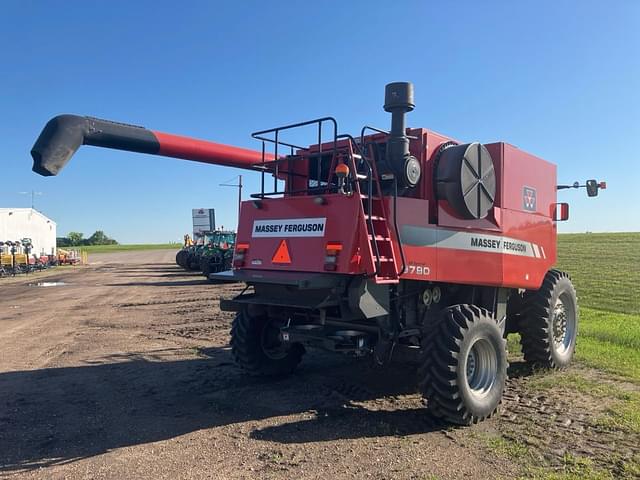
<box><xmin>67</xmin><ymin>232</ymin><xmax>84</xmax><ymax>246</ymax></box>
<box><xmin>88</xmin><ymin>230</ymin><xmax>107</xmax><ymax>245</ymax></box>
<box><xmin>56</xmin><ymin>237</ymin><xmax>71</xmax><ymax>247</ymax></box>
<box><xmin>87</xmin><ymin>230</ymin><xmax>118</xmax><ymax>245</ymax></box>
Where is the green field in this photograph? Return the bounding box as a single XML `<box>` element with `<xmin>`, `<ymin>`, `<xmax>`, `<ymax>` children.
<box><xmin>501</xmin><ymin>232</ymin><xmax>640</xmax><ymax>479</ymax></box>
<box><xmin>77</xmin><ymin>243</ymin><xmax>181</xmax><ymax>254</ymax></box>
<box><xmin>555</xmin><ymin>232</ymin><xmax>640</xmax><ymax>381</ymax></box>
<box><xmin>556</xmin><ymin>232</ymin><xmax>640</xmax><ymax>315</ymax></box>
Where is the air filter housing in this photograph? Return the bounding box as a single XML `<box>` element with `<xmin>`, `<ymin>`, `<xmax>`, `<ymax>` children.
<box><xmin>436</xmin><ymin>142</ymin><xmax>496</xmax><ymax>219</ymax></box>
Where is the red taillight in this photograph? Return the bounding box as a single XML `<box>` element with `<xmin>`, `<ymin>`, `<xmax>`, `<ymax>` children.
<box><xmin>233</xmin><ymin>243</ymin><xmax>249</xmax><ymax>267</ymax></box>
<box><xmin>324</xmin><ymin>242</ymin><xmax>342</xmax><ymax>271</ymax></box>
<box><xmin>325</xmin><ymin>243</ymin><xmax>342</xmax><ymax>254</ymax></box>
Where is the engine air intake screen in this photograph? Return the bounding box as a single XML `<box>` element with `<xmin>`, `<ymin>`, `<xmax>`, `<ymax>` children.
<box><xmin>436</xmin><ymin>142</ymin><xmax>496</xmax><ymax>219</ymax></box>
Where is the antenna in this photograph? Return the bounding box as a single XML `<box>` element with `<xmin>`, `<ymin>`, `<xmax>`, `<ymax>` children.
<box><xmin>18</xmin><ymin>190</ymin><xmax>43</xmax><ymax>209</ymax></box>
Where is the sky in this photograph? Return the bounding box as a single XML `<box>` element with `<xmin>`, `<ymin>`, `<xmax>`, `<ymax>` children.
<box><xmin>1</xmin><ymin>1</ymin><xmax>638</xmax><ymax>243</ymax></box>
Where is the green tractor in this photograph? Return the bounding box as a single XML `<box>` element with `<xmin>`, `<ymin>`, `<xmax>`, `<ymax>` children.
<box><xmin>199</xmin><ymin>230</ymin><xmax>236</xmax><ymax>279</ymax></box>
<box><xmin>175</xmin><ymin>233</ymin><xmax>207</xmax><ymax>271</ymax></box>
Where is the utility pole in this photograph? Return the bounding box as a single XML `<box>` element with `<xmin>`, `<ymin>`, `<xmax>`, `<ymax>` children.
<box><xmin>219</xmin><ymin>175</ymin><xmax>242</xmax><ymax>228</ymax></box>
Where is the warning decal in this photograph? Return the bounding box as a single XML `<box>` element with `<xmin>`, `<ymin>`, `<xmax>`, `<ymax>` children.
<box><xmin>252</xmin><ymin>217</ymin><xmax>326</xmax><ymax>238</ymax></box>
<box><xmin>272</xmin><ymin>240</ymin><xmax>292</xmax><ymax>264</ymax></box>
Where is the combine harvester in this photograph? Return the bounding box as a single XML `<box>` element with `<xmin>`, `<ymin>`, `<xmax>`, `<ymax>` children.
<box><xmin>31</xmin><ymin>82</ymin><xmax>604</xmax><ymax>424</ymax></box>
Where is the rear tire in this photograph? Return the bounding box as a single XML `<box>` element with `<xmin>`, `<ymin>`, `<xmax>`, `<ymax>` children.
<box><xmin>175</xmin><ymin>250</ymin><xmax>188</xmax><ymax>268</ymax></box>
<box><xmin>519</xmin><ymin>270</ymin><xmax>578</xmax><ymax>369</ymax></box>
<box><xmin>231</xmin><ymin>309</ymin><xmax>305</xmax><ymax>376</ymax></box>
<box><xmin>418</xmin><ymin>304</ymin><xmax>508</xmax><ymax>425</ymax></box>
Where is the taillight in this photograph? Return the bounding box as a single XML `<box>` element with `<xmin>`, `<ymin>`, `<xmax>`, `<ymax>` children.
<box><xmin>324</xmin><ymin>242</ymin><xmax>342</xmax><ymax>271</ymax></box>
<box><xmin>234</xmin><ymin>243</ymin><xmax>249</xmax><ymax>267</ymax></box>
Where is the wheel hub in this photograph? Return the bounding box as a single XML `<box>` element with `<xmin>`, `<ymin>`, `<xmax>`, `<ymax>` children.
<box><xmin>552</xmin><ymin>294</ymin><xmax>576</xmax><ymax>355</ymax></box>
<box><xmin>465</xmin><ymin>338</ymin><xmax>498</xmax><ymax>398</ymax></box>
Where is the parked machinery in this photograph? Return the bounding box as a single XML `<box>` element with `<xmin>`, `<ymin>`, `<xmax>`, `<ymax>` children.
<box><xmin>175</xmin><ymin>231</ymin><xmax>236</xmax><ymax>274</ymax></box>
<box><xmin>31</xmin><ymin>82</ymin><xmax>605</xmax><ymax>424</ymax></box>
<box><xmin>56</xmin><ymin>248</ymin><xmax>80</xmax><ymax>265</ymax></box>
<box><xmin>0</xmin><ymin>242</ymin><xmax>8</xmax><ymax>276</ymax></box>
<box><xmin>175</xmin><ymin>233</ymin><xmax>194</xmax><ymax>269</ymax></box>
<box><xmin>199</xmin><ymin>230</ymin><xmax>236</xmax><ymax>279</ymax></box>
<box><xmin>0</xmin><ymin>241</ymin><xmax>29</xmax><ymax>274</ymax></box>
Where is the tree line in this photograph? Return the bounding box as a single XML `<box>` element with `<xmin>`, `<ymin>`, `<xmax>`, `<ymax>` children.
<box><xmin>56</xmin><ymin>231</ymin><xmax>118</xmax><ymax>247</ymax></box>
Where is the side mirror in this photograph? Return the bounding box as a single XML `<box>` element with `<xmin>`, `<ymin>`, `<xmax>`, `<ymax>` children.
<box><xmin>553</xmin><ymin>203</ymin><xmax>570</xmax><ymax>221</ymax></box>
<box><xmin>586</xmin><ymin>179</ymin><xmax>598</xmax><ymax>197</ymax></box>
<box><xmin>558</xmin><ymin>179</ymin><xmax>606</xmax><ymax>197</ymax></box>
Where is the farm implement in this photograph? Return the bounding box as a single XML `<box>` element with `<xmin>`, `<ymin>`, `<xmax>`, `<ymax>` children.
<box><xmin>31</xmin><ymin>82</ymin><xmax>604</xmax><ymax>424</ymax></box>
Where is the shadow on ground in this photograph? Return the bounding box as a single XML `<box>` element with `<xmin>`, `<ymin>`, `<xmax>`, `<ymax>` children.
<box><xmin>106</xmin><ymin>279</ymin><xmax>212</xmax><ymax>287</ymax></box>
<box><xmin>0</xmin><ymin>347</ymin><xmax>444</xmax><ymax>473</ymax></box>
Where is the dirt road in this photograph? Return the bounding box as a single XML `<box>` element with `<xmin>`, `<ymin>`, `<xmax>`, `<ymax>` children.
<box><xmin>0</xmin><ymin>251</ymin><xmax>637</xmax><ymax>479</ymax></box>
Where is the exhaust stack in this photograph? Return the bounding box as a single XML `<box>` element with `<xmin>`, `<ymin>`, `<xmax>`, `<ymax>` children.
<box><xmin>31</xmin><ymin>115</ymin><xmax>270</xmax><ymax>176</ymax></box>
<box><xmin>384</xmin><ymin>82</ymin><xmax>421</xmax><ymax>189</ymax></box>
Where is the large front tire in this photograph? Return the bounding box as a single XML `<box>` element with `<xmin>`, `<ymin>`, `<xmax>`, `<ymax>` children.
<box><xmin>418</xmin><ymin>305</ymin><xmax>508</xmax><ymax>425</ymax></box>
<box><xmin>518</xmin><ymin>270</ymin><xmax>578</xmax><ymax>369</ymax></box>
<box><xmin>175</xmin><ymin>250</ymin><xmax>188</xmax><ymax>268</ymax></box>
<box><xmin>231</xmin><ymin>309</ymin><xmax>305</xmax><ymax>376</ymax></box>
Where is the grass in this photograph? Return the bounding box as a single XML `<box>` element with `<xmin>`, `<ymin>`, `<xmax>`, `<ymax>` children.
<box><xmin>525</xmin><ymin>371</ymin><xmax>640</xmax><ymax>435</ymax></box>
<box><xmin>76</xmin><ymin>243</ymin><xmax>181</xmax><ymax>254</ymax></box>
<box><xmin>530</xmin><ymin>454</ymin><xmax>615</xmax><ymax>480</ymax></box>
<box><xmin>478</xmin><ymin>432</ymin><xmax>620</xmax><ymax>480</ymax></box>
<box><xmin>556</xmin><ymin>232</ymin><xmax>640</xmax><ymax>315</ymax></box>
<box><xmin>484</xmin><ymin>434</ymin><xmax>531</xmax><ymax>460</ymax></box>
<box><xmin>526</xmin><ymin>371</ymin><xmax>628</xmax><ymax>399</ymax></box>
<box><xmin>496</xmin><ymin>233</ymin><xmax>640</xmax><ymax>478</ymax></box>
<box><xmin>575</xmin><ymin>308</ymin><xmax>640</xmax><ymax>381</ymax></box>
<box><xmin>595</xmin><ymin>392</ymin><xmax>640</xmax><ymax>435</ymax></box>
<box><xmin>555</xmin><ymin>232</ymin><xmax>640</xmax><ymax>382</ymax></box>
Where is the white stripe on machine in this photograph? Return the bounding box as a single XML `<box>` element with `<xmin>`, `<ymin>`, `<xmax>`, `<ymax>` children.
<box><xmin>401</xmin><ymin>225</ymin><xmax>545</xmax><ymax>258</ymax></box>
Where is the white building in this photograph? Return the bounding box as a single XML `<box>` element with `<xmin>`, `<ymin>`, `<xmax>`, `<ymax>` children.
<box><xmin>0</xmin><ymin>208</ymin><xmax>57</xmax><ymax>256</ymax></box>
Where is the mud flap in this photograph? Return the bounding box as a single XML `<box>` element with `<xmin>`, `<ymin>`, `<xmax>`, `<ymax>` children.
<box><xmin>348</xmin><ymin>278</ymin><xmax>389</xmax><ymax>319</ymax></box>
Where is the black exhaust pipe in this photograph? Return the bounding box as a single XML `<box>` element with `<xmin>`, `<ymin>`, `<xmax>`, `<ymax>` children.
<box><xmin>384</xmin><ymin>82</ymin><xmax>421</xmax><ymax>188</ymax></box>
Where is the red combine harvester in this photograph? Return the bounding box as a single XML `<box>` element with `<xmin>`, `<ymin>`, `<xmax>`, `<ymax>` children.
<box><xmin>31</xmin><ymin>82</ymin><xmax>604</xmax><ymax>424</ymax></box>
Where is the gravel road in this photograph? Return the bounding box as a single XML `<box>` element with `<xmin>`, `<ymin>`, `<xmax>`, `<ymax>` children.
<box><xmin>0</xmin><ymin>250</ymin><xmax>636</xmax><ymax>479</ymax></box>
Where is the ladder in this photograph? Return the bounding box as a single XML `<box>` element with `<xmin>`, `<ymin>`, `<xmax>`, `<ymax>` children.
<box><xmin>343</xmin><ymin>138</ymin><xmax>400</xmax><ymax>284</ymax></box>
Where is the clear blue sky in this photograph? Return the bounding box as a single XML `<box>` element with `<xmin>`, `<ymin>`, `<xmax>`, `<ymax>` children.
<box><xmin>1</xmin><ymin>1</ymin><xmax>638</xmax><ymax>243</ymax></box>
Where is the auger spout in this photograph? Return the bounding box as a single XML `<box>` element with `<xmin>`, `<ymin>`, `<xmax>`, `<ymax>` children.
<box><xmin>31</xmin><ymin>115</ymin><xmax>271</xmax><ymax>176</ymax></box>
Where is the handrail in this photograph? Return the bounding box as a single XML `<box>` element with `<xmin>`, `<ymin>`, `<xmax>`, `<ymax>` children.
<box><xmin>337</xmin><ymin>134</ymin><xmax>381</xmax><ymax>277</ymax></box>
<box><xmin>359</xmin><ymin>127</ymin><xmax>407</xmax><ymax>277</ymax></box>
<box><xmin>251</xmin><ymin>117</ymin><xmax>339</xmax><ymax>199</ymax></box>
